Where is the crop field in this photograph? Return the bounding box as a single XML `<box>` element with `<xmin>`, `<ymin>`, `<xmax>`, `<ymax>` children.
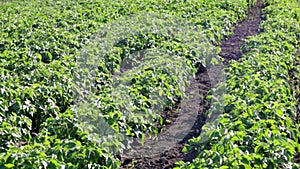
<box><xmin>0</xmin><ymin>0</ymin><xmax>299</xmax><ymax>168</ymax></box>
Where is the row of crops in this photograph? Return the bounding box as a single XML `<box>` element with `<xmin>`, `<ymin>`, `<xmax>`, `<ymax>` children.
<box><xmin>176</xmin><ymin>0</ymin><xmax>300</xmax><ymax>168</ymax></box>
<box><xmin>0</xmin><ymin>0</ymin><xmax>299</xmax><ymax>168</ymax></box>
<box><xmin>0</xmin><ymin>0</ymin><xmax>256</xmax><ymax>168</ymax></box>
<box><xmin>0</xmin><ymin>1</ymin><xmax>258</xmax><ymax>168</ymax></box>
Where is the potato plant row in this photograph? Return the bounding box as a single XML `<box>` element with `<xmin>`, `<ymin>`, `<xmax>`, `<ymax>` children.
<box><xmin>0</xmin><ymin>0</ymin><xmax>255</xmax><ymax>168</ymax></box>
<box><xmin>176</xmin><ymin>0</ymin><xmax>300</xmax><ymax>168</ymax></box>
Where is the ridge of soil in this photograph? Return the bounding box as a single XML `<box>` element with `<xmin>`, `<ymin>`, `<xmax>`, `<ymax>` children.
<box><xmin>120</xmin><ymin>0</ymin><xmax>264</xmax><ymax>168</ymax></box>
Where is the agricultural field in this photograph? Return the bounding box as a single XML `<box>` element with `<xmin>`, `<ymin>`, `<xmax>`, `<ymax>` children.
<box><xmin>0</xmin><ymin>0</ymin><xmax>299</xmax><ymax>169</ymax></box>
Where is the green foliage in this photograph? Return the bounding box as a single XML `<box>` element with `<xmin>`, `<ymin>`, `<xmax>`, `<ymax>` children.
<box><xmin>0</xmin><ymin>0</ymin><xmax>260</xmax><ymax>168</ymax></box>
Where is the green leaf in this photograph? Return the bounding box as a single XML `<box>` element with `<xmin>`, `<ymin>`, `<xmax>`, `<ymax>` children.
<box><xmin>4</xmin><ymin>164</ymin><xmax>15</xmax><ymax>168</ymax></box>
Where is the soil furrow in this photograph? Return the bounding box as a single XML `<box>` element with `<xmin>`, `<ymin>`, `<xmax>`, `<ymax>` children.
<box><xmin>219</xmin><ymin>0</ymin><xmax>264</xmax><ymax>63</ymax></box>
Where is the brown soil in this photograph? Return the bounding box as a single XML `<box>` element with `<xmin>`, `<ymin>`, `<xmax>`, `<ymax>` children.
<box><xmin>120</xmin><ymin>0</ymin><xmax>264</xmax><ymax>168</ymax></box>
<box><xmin>219</xmin><ymin>0</ymin><xmax>264</xmax><ymax>63</ymax></box>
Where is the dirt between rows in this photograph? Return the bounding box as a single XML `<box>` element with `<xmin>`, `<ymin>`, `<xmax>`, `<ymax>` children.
<box><xmin>120</xmin><ymin>0</ymin><xmax>264</xmax><ymax>168</ymax></box>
